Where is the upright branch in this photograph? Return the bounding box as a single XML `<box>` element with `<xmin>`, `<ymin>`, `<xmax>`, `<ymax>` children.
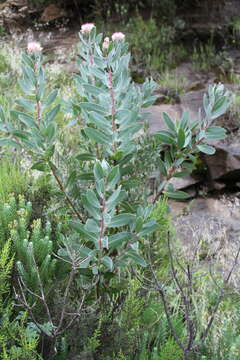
<box><xmin>48</xmin><ymin>161</ymin><xmax>84</xmax><ymax>222</ymax></box>
<box><xmin>151</xmin><ymin>84</ymin><xmax>231</xmax><ymax>203</ymax></box>
<box><xmin>15</xmin><ymin>246</ymin><xmax>89</xmax><ymax>340</ymax></box>
<box><xmin>108</xmin><ymin>69</ymin><xmax>116</xmax><ymax>132</ymax></box>
<box><xmin>27</xmin><ymin>41</ymin><xmax>43</xmax><ymax>126</ymax></box>
<box><xmin>33</xmin><ymin>63</ymin><xmax>41</xmax><ymax>126</ymax></box>
<box><xmin>99</xmin><ymin>198</ymin><xmax>106</xmax><ymax>250</ymax></box>
<box><xmin>142</xmin><ymin>233</ymin><xmax>240</xmax><ymax>359</ymax></box>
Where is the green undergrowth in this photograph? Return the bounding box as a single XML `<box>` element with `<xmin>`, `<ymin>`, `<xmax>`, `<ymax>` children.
<box><xmin>0</xmin><ymin>155</ymin><xmax>29</xmax><ymax>203</ymax></box>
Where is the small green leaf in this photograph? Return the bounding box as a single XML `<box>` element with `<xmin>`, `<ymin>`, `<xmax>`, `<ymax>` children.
<box><xmin>106</xmin><ymin>188</ymin><xmax>126</xmax><ymax>209</ymax></box>
<box><xmin>173</xmin><ymin>170</ymin><xmax>192</xmax><ymax>178</ymax></box>
<box><xmin>108</xmin><ymin>213</ymin><xmax>135</xmax><ymax>228</ymax></box>
<box><xmin>163</xmin><ymin>112</ymin><xmax>176</xmax><ymax>132</ymax></box>
<box><xmin>86</xmin><ymin>190</ymin><xmax>100</xmax><ymax>209</ymax></box>
<box><xmin>197</xmin><ymin>144</ymin><xmax>216</xmax><ymax>155</ymax></box>
<box><xmin>102</xmin><ymin>256</ymin><xmax>113</xmax><ymax>271</ymax></box>
<box><xmin>0</xmin><ymin>138</ymin><xmax>20</xmax><ymax>147</ymax></box>
<box><xmin>65</xmin><ymin>170</ymin><xmax>77</xmax><ymax>189</ymax></box>
<box><xmin>89</xmin><ymin>111</ymin><xmax>112</xmax><ymax>134</ymax></box>
<box><xmin>94</xmin><ymin>161</ymin><xmax>104</xmax><ymax>181</ymax></box>
<box><xmin>76</xmin><ymin>153</ymin><xmax>95</xmax><ymax>161</ymax></box>
<box><xmin>16</xmin><ymin>98</ymin><xmax>35</xmax><ymax>113</ymax></box>
<box><xmin>155</xmin><ymin>130</ymin><xmax>175</xmax><ymax>145</ymax></box>
<box><xmin>78</xmin><ymin>172</ymin><xmax>94</xmax><ymax>181</ymax></box>
<box><xmin>83</xmin><ymin>84</ymin><xmax>104</xmax><ymax>96</ymax></box>
<box><xmin>164</xmin><ymin>191</ymin><xmax>190</xmax><ymax>199</ymax></box>
<box><xmin>45</xmin><ymin>104</ymin><xmax>60</xmax><ymax>124</ymax></box>
<box><xmin>22</xmin><ymin>53</ymin><xmax>34</xmax><ymax>68</ymax></box>
<box><xmin>135</xmin><ymin>216</ymin><xmax>144</xmax><ymax>233</ymax></box>
<box><xmin>96</xmin><ymin>178</ymin><xmax>104</xmax><ymax>197</ymax></box>
<box><xmin>84</xmin><ymin>219</ymin><xmax>100</xmax><ymax>233</ymax></box>
<box><xmin>139</xmin><ymin>219</ymin><xmax>158</xmax><ymax>236</ymax></box>
<box><xmin>12</xmin><ymin>130</ymin><xmax>30</xmax><ymax>140</ymax></box>
<box><xmin>11</xmin><ymin>111</ymin><xmax>37</xmax><ymax>129</ymax></box>
<box><xmin>124</xmin><ymin>249</ymin><xmax>147</xmax><ymax>267</ymax></box>
<box><xmin>107</xmin><ymin>166</ymin><xmax>120</xmax><ymax>190</ymax></box>
<box><xmin>179</xmin><ymin>110</ymin><xmax>189</xmax><ymax>130</ymax></box>
<box><xmin>92</xmin><ymin>265</ymin><xmax>98</xmax><ymax>275</ymax></box>
<box><xmin>0</xmin><ymin>106</ymin><xmax>5</xmax><ymax>122</ymax></box>
<box><xmin>177</xmin><ymin>128</ymin><xmax>186</xmax><ymax>148</ymax></box>
<box><xmin>79</xmin><ymin>256</ymin><xmax>92</xmax><ymax>268</ymax></box>
<box><xmin>82</xmin><ymin>195</ymin><xmax>101</xmax><ymax>219</ymax></box>
<box><xmin>109</xmin><ymin>232</ymin><xmax>133</xmax><ymax>249</ymax></box>
<box><xmin>90</xmin><ymin>67</ymin><xmax>107</xmax><ymax>84</ymax></box>
<box><xmin>45</xmin><ymin>89</ymin><xmax>58</xmax><ymax>107</ymax></box>
<box><xmin>31</xmin><ymin>161</ymin><xmax>49</xmax><ymax>172</ymax></box>
<box><xmin>70</xmin><ymin>221</ymin><xmax>97</xmax><ymax>243</ymax></box>
<box><xmin>84</xmin><ymin>127</ymin><xmax>110</xmax><ymax>144</ymax></box>
<box><xmin>80</xmin><ymin>102</ymin><xmax>106</xmax><ymax>114</ymax></box>
<box><xmin>205</xmin><ymin>126</ymin><xmax>226</xmax><ymax>140</ymax></box>
<box><xmin>23</xmin><ymin>65</ymin><xmax>35</xmax><ymax>87</ymax></box>
<box><xmin>158</xmin><ymin>158</ymin><xmax>167</xmax><ymax>176</ymax></box>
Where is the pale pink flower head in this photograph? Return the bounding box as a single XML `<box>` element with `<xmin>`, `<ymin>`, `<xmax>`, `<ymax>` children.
<box><xmin>102</xmin><ymin>37</ymin><xmax>110</xmax><ymax>50</ymax></box>
<box><xmin>112</xmin><ymin>32</ymin><xmax>125</xmax><ymax>41</ymax></box>
<box><xmin>27</xmin><ymin>41</ymin><xmax>42</xmax><ymax>54</ymax></box>
<box><xmin>81</xmin><ymin>23</ymin><xmax>95</xmax><ymax>34</ymax></box>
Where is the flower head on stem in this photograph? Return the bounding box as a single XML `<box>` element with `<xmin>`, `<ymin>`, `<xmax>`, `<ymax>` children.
<box><xmin>27</xmin><ymin>41</ymin><xmax>42</xmax><ymax>54</ymax></box>
<box><xmin>81</xmin><ymin>23</ymin><xmax>95</xmax><ymax>34</ymax></box>
<box><xmin>112</xmin><ymin>32</ymin><xmax>125</xmax><ymax>41</ymax></box>
<box><xmin>102</xmin><ymin>37</ymin><xmax>110</xmax><ymax>50</ymax></box>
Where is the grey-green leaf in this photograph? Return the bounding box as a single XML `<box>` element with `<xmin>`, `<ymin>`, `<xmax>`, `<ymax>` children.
<box><xmin>197</xmin><ymin>144</ymin><xmax>216</xmax><ymax>155</ymax></box>
<box><xmin>84</xmin><ymin>127</ymin><xmax>111</xmax><ymax>144</ymax></box>
<box><xmin>163</xmin><ymin>112</ymin><xmax>176</xmax><ymax>132</ymax></box>
<box><xmin>107</xmin><ymin>166</ymin><xmax>120</xmax><ymax>190</ymax></box>
<box><xmin>102</xmin><ymin>256</ymin><xmax>113</xmax><ymax>271</ymax></box>
<box><xmin>164</xmin><ymin>190</ymin><xmax>190</xmax><ymax>199</ymax></box>
<box><xmin>108</xmin><ymin>213</ymin><xmax>135</xmax><ymax>228</ymax></box>
<box><xmin>177</xmin><ymin>128</ymin><xmax>186</xmax><ymax>148</ymax></box>
<box><xmin>45</xmin><ymin>89</ymin><xmax>58</xmax><ymax>107</ymax></box>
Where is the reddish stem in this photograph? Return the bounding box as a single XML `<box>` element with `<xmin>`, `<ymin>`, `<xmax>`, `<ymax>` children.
<box><xmin>109</xmin><ymin>70</ymin><xmax>116</xmax><ymax>132</ymax></box>
<box><xmin>33</xmin><ymin>63</ymin><xmax>41</xmax><ymax>125</ymax></box>
<box><xmin>36</xmin><ymin>100</ymin><xmax>41</xmax><ymax>126</ymax></box>
<box><xmin>99</xmin><ymin>199</ymin><xmax>106</xmax><ymax>249</ymax></box>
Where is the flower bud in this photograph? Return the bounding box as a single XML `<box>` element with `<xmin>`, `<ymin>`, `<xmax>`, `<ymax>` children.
<box><xmin>112</xmin><ymin>32</ymin><xmax>125</xmax><ymax>41</ymax></box>
<box><xmin>27</xmin><ymin>41</ymin><xmax>42</xmax><ymax>54</ymax></box>
<box><xmin>81</xmin><ymin>23</ymin><xmax>95</xmax><ymax>34</ymax></box>
<box><xmin>102</xmin><ymin>37</ymin><xmax>110</xmax><ymax>50</ymax></box>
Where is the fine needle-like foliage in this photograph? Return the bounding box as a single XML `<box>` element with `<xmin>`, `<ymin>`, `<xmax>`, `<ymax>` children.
<box><xmin>0</xmin><ymin>238</ymin><xmax>41</xmax><ymax>359</ymax></box>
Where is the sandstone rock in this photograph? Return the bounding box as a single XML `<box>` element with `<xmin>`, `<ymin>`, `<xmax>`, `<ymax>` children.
<box><xmin>40</xmin><ymin>4</ymin><xmax>67</xmax><ymax>23</ymax></box>
<box><xmin>142</xmin><ymin>104</ymin><xmax>182</xmax><ymax>133</ymax></box>
<box><xmin>170</xmin><ymin>196</ymin><xmax>240</xmax><ymax>282</ymax></box>
<box><xmin>9</xmin><ymin>0</ymin><xmax>27</xmax><ymax>6</ymax></box>
<box><xmin>204</xmin><ymin>140</ymin><xmax>240</xmax><ymax>182</ymax></box>
<box><xmin>0</xmin><ymin>0</ymin><xmax>27</xmax><ymax>10</ymax></box>
<box><xmin>142</xmin><ymin>89</ymin><xmax>206</xmax><ymax>133</ymax></box>
<box><xmin>169</xmin><ymin>175</ymin><xmax>200</xmax><ymax>193</ymax></box>
<box><xmin>171</xmin><ymin>62</ymin><xmax>207</xmax><ymax>92</ymax></box>
<box><xmin>0</xmin><ymin>1</ymin><xmax>26</xmax><ymax>33</ymax></box>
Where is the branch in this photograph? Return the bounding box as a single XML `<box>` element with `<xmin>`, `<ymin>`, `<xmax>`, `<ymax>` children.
<box><xmin>148</xmin><ymin>256</ymin><xmax>185</xmax><ymax>352</ymax></box>
<box><xmin>48</xmin><ymin>161</ymin><xmax>84</xmax><ymax>222</ymax></box>
<box><xmin>197</xmin><ymin>244</ymin><xmax>240</xmax><ymax>348</ymax></box>
<box><xmin>55</xmin><ymin>266</ymin><xmax>76</xmax><ymax>336</ymax></box>
<box><xmin>56</xmin><ymin>293</ymin><xmax>86</xmax><ymax>336</ymax></box>
<box><xmin>31</xmin><ymin>251</ymin><xmax>53</xmax><ymax>327</ymax></box>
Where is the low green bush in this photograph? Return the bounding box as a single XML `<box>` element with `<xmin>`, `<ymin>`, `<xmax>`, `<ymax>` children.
<box><xmin>127</xmin><ymin>15</ymin><xmax>186</xmax><ymax>74</ymax></box>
